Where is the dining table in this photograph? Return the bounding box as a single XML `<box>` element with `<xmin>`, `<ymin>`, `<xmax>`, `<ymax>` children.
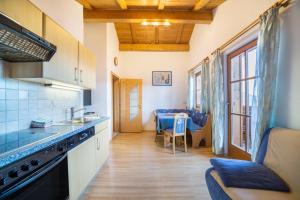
<box><xmin>156</xmin><ymin>113</ymin><xmax>201</xmax><ymax>133</ymax></box>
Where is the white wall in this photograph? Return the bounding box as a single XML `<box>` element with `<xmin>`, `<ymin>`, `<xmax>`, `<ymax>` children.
<box><xmin>119</xmin><ymin>52</ymin><xmax>189</xmax><ymax>130</ymax></box>
<box><xmin>189</xmin><ymin>0</ymin><xmax>300</xmax><ymax>131</ymax></box>
<box><xmin>84</xmin><ymin>23</ymin><xmax>108</xmax><ymax>116</ymax></box>
<box><xmin>189</xmin><ymin>0</ymin><xmax>278</xmax><ymax>68</ymax></box>
<box><xmin>84</xmin><ymin>23</ymin><xmax>120</xmax><ymax>139</ymax></box>
<box><xmin>275</xmin><ymin>0</ymin><xmax>300</xmax><ymax>129</ymax></box>
<box><xmin>106</xmin><ymin>23</ymin><xmax>120</xmax><ymax>138</ymax></box>
<box><xmin>30</xmin><ymin>0</ymin><xmax>84</xmax><ymax>42</ymax></box>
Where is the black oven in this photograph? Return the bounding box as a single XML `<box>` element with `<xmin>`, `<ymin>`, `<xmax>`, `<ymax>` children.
<box><xmin>0</xmin><ymin>126</ymin><xmax>95</xmax><ymax>200</ymax></box>
<box><xmin>0</xmin><ymin>141</ymin><xmax>69</xmax><ymax>200</ymax></box>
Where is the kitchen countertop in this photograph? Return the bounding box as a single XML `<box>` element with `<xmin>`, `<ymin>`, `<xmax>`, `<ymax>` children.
<box><xmin>0</xmin><ymin>117</ymin><xmax>109</xmax><ymax>168</ymax></box>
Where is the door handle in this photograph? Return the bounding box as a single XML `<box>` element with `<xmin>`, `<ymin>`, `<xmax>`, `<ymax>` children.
<box><xmin>80</xmin><ymin>70</ymin><xmax>83</xmax><ymax>83</ymax></box>
<box><xmin>74</xmin><ymin>68</ymin><xmax>78</xmax><ymax>81</ymax></box>
<box><xmin>97</xmin><ymin>138</ymin><xmax>100</xmax><ymax>150</ymax></box>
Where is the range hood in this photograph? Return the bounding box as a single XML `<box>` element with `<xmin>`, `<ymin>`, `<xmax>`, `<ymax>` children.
<box><xmin>0</xmin><ymin>12</ymin><xmax>56</xmax><ymax>62</ymax></box>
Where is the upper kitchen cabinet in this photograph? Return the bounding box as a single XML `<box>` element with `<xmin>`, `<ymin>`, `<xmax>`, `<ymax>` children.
<box><xmin>78</xmin><ymin>43</ymin><xmax>96</xmax><ymax>89</ymax></box>
<box><xmin>0</xmin><ymin>0</ymin><xmax>43</xmax><ymax>37</ymax></box>
<box><xmin>43</xmin><ymin>16</ymin><xmax>78</xmax><ymax>85</ymax></box>
<box><xmin>11</xmin><ymin>16</ymin><xmax>79</xmax><ymax>86</ymax></box>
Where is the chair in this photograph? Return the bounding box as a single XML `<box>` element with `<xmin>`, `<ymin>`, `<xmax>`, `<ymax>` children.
<box><xmin>191</xmin><ymin>113</ymin><xmax>212</xmax><ymax>148</ymax></box>
<box><xmin>163</xmin><ymin>113</ymin><xmax>188</xmax><ymax>155</ymax></box>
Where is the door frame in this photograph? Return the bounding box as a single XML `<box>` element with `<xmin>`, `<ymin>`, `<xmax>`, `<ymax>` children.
<box><xmin>227</xmin><ymin>39</ymin><xmax>257</xmax><ymax>160</ymax></box>
<box><xmin>112</xmin><ymin>72</ymin><xmax>120</xmax><ymax>135</ymax></box>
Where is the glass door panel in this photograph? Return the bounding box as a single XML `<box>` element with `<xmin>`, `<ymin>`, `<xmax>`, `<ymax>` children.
<box><xmin>228</xmin><ymin>40</ymin><xmax>257</xmax><ymax>159</ymax></box>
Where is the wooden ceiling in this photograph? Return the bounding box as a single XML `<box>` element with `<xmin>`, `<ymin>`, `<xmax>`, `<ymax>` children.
<box><xmin>78</xmin><ymin>0</ymin><xmax>225</xmax><ymax>51</ymax></box>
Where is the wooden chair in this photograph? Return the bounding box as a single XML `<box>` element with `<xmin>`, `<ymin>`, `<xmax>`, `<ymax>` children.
<box><xmin>191</xmin><ymin>113</ymin><xmax>212</xmax><ymax>148</ymax></box>
<box><xmin>163</xmin><ymin>113</ymin><xmax>188</xmax><ymax>155</ymax></box>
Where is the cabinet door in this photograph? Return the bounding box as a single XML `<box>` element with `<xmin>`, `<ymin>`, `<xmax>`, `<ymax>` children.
<box><xmin>68</xmin><ymin>137</ymin><xmax>96</xmax><ymax>200</ymax></box>
<box><xmin>94</xmin><ymin>128</ymin><xmax>109</xmax><ymax>170</ymax></box>
<box><xmin>120</xmin><ymin>79</ymin><xmax>143</xmax><ymax>132</ymax></box>
<box><xmin>43</xmin><ymin>16</ymin><xmax>78</xmax><ymax>85</ymax></box>
<box><xmin>78</xmin><ymin>43</ymin><xmax>96</xmax><ymax>89</ymax></box>
<box><xmin>0</xmin><ymin>0</ymin><xmax>43</xmax><ymax>37</ymax></box>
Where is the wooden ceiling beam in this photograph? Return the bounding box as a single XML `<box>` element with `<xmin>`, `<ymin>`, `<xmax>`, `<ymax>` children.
<box><xmin>119</xmin><ymin>44</ymin><xmax>189</xmax><ymax>52</ymax></box>
<box><xmin>158</xmin><ymin>0</ymin><xmax>165</xmax><ymax>10</ymax></box>
<box><xmin>84</xmin><ymin>10</ymin><xmax>213</xmax><ymax>24</ymax></box>
<box><xmin>176</xmin><ymin>24</ymin><xmax>184</xmax><ymax>44</ymax></box>
<box><xmin>193</xmin><ymin>0</ymin><xmax>210</xmax><ymax>11</ymax></box>
<box><xmin>76</xmin><ymin>0</ymin><xmax>92</xmax><ymax>10</ymax></box>
<box><xmin>155</xmin><ymin>27</ymin><xmax>159</xmax><ymax>44</ymax></box>
<box><xmin>116</xmin><ymin>0</ymin><xmax>127</xmax><ymax>10</ymax></box>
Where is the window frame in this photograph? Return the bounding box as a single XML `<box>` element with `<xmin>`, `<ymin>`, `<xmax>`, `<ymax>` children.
<box><xmin>194</xmin><ymin>71</ymin><xmax>202</xmax><ymax>109</ymax></box>
<box><xmin>227</xmin><ymin>39</ymin><xmax>258</xmax><ymax>160</ymax></box>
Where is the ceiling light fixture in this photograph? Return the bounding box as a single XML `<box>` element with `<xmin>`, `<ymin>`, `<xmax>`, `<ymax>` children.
<box><xmin>141</xmin><ymin>20</ymin><xmax>171</xmax><ymax>26</ymax></box>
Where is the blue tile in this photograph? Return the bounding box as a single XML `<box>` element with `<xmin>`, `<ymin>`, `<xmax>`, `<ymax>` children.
<box><xmin>6</xmin><ymin>100</ymin><xmax>18</xmax><ymax>111</ymax></box>
<box><xmin>0</xmin><ymin>78</ymin><xmax>5</xmax><ymax>89</ymax></box>
<box><xmin>5</xmin><ymin>79</ymin><xmax>19</xmax><ymax>89</ymax></box>
<box><xmin>6</xmin><ymin>121</ymin><xmax>18</xmax><ymax>133</ymax></box>
<box><xmin>28</xmin><ymin>91</ymin><xmax>38</xmax><ymax>100</ymax></box>
<box><xmin>19</xmin><ymin>100</ymin><xmax>28</xmax><ymax>110</ymax></box>
<box><xmin>0</xmin><ymin>100</ymin><xmax>5</xmax><ymax>111</ymax></box>
<box><xmin>6</xmin><ymin>111</ymin><xmax>18</xmax><ymax>122</ymax></box>
<box><xmin>0</xmin><ymin>89</ymin><xmax>4</xmax><ymax>99</ymax></box>
<box><xmin>28</xmin><ymin>100</ymin><xmax>38</xmax><ymax>110</ymax></box>
<box><xmin>6</xmin><ymin>89</ymin><xmax>18</xmax><ymax>100</ymax></box>
<box><xmin>0</xmin><ymin>123</ymin><xmax>5</xmax><ymax>134</ymax></box>
<box><xmin>0</xmin><ymin>112</ymin><xmax>5</xmax><ymax>123</ymax></box>
<box><xmin>19</xmin><ymin>90</ymin><xmax>28</xmax><ymax>99</ymax></box>
<box><xmin>19</xmin><ymin>110</ymin><xmax>28</xmax><ymax>120</ymax></box>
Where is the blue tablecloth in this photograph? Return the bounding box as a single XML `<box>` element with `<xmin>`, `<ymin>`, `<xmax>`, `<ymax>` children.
<box><xmin>156</xmin><ymin>113</ymin><xmax>201</xmax><ymax>133</ymax></box>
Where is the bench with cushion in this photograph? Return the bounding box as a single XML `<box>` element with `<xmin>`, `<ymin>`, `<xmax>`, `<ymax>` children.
<box><xmin>154</xmin><ymin>109</ymin><xmax>211</xmax><ymax>147</ymax></box>
<box><xmin>205</xmin><ymin>127</ymin><xmax>300</xmax><ymax>200</ymax></box>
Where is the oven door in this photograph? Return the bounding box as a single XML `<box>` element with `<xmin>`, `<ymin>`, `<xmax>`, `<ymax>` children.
<box><xmin>0</xmin><ymin>153</ymin><xmax>69</xmax><ymax>200</ymax></box>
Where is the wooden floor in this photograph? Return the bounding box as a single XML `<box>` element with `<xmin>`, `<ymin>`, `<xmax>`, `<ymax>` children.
<box><xmin>81</xmin><ymin>132</ymin><xmax>214</xmax><ymax>200</ymax></box>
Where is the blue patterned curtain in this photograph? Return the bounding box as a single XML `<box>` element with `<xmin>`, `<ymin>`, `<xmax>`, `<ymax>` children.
<box><xmin>187</xmin><ymin>71</ymin><xmax>195</xmax><ymax>109</ymax></box>
<box><xmin>200</xmin><ymin>59</ymin><xmax>210</xmax><ymax>113</ymax></box>
<box><xmin>251</xmin><ymin>7</ymin><xmax>280</xmax><ymax>161</ymax></box>
<box><xmin>211</xmin><ymin>50</ymin><xmax>226</xmax><ymax>155</ymax></box>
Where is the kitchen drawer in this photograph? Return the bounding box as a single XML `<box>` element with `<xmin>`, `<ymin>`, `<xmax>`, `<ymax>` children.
<box><xmin>95</xmin><ymin>121</ymin><xmax>109</xmax><ymax>134</ymax></box>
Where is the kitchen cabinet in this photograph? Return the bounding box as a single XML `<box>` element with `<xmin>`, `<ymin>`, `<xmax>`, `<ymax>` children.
<box><xmin>94</xmin><ymin>128</ymin><xmax>109</xmax><ymax>170</ymax></box>
<box><xmin>43</xmin><ymin>16</ymin><xmax>79</xmax><ymax>85</ymax></box>
<box><xmin>11</xmin><ymin>16</ymin><xmax>79</xmax><ymax>86</ymax></box>
<box><xmin>68</xmin><ymin>137</ymin><xmax>96</xmax><ymax>200</ymax></box>
<box><xmin>68</xmin><ymin>120</ymin><xmax>109</xmax><ymax>200</ymax></box>
<box><xmin>0</xmin><ymin>0</ymin><xmax>43</xmax><ymax>37</ymax></box>
<box><xmin>78</xmin><ymin>43</ymin><xmax>96</xmax><ymax>89</ymax></box>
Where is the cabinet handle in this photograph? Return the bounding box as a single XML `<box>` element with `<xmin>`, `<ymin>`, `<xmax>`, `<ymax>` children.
<box><xmin>97</xmin><ymin>138</ymin><xmax>100</xmax><ymax>150</ymax></box>
<box><xmin>80</xmin><ymin>70</ymin><xmax>83</xmax><ymax>83</ymax></box>
<box><xmin>74</xmin><ymin>68</ymin><xmax>78</xmax><ymax>81</ymax></box>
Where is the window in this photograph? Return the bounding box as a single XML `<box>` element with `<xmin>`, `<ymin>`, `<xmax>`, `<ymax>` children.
<box><xmin>195</xmin><ymin>71</ymin><xmax>201</xmax><ymax>108</ymax></box>
<box><xmin>228</xmin><ymin>40</ymin><xmax>257</xmax><ymax>158</ymax></box>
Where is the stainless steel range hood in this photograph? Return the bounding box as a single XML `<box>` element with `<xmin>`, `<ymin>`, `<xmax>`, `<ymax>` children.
<box><xmin>0</xmin><ymin>12</ymin><xmax>56</xmax><ymax>62</ymax></box>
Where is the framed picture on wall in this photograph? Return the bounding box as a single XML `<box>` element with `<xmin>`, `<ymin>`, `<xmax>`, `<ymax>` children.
<box><xmin>152</xmin><ymin>71</ymin><xmax>172</xmax><ymax>86</ymax></box>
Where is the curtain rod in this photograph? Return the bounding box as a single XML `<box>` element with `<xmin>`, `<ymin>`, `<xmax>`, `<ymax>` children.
<box><xmin>210</xmin><ymin>0</ymin><xmax>291</xmax><ymax>55</ymax></box>
<box><xmin>189</xmin><ymin>0</ymin><xmax>292</xmax><ymax>72</ymax></box>
<box><xmin>188</xmin><ymin>57</ymin><xmax>209</xmax><ymax>72</ymax></box>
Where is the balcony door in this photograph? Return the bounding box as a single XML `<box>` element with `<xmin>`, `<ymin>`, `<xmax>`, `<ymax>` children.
<box><xmin>227</xmin><ymin>40</ymin><xmax>257</xmax><ymax>160</ymax></box>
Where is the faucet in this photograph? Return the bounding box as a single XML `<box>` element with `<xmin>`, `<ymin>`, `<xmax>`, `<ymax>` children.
<box><xmin>70</xmin><ymin>106</ymin><xmax>86</xmax><ymax>120</ymax></box>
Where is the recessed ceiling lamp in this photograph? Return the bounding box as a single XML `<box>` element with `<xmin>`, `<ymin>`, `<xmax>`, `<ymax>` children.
<box><xmin>141</xmin><ymin>20</ymin><xmax>171</xmax><ymax>26</ymax></box>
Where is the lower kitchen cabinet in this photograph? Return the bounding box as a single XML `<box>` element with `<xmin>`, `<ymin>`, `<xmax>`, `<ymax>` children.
<box><xmin>68</xmin><ymin>121</ymin><xmax>110</xmax><ymax>200</ymax></box>
<box><xmin>68</xmin><ymin>137</ymin><xmax>96</xmax><ymax>200</ymax></box>
<box><xmin>94</xmin><ymin>128</ymin><xmax>109</xmax><ymax>171</ymax></box>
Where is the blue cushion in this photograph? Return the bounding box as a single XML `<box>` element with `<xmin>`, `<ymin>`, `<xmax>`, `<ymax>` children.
<box><xmin>206</xmin><ymin>167</ymin><xmax>232</xmax><ymax>200</ymax></box>
<box><xmin>210</xmin><ymin>158</ymin><xmax>290</xmax><ymax>192</ymax></box>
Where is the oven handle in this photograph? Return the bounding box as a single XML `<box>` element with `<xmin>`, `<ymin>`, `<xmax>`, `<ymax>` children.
<box><xmin>0</xmin><ymin>153</ymin><xmax>67</xmax><ymax>200</ymax></box>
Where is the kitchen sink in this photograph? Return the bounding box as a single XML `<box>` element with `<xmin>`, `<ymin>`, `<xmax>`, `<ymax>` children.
<box><xmin>53</xmin><ymin>119</ymin><xmax>88</xmax><ymax>126</ymax></box>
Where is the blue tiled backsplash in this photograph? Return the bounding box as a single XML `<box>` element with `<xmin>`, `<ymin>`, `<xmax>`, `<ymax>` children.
<box><xmin>0</xmin><ymin>61</ymin><xmax>83</xmax><ymax>134</ymax></box>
